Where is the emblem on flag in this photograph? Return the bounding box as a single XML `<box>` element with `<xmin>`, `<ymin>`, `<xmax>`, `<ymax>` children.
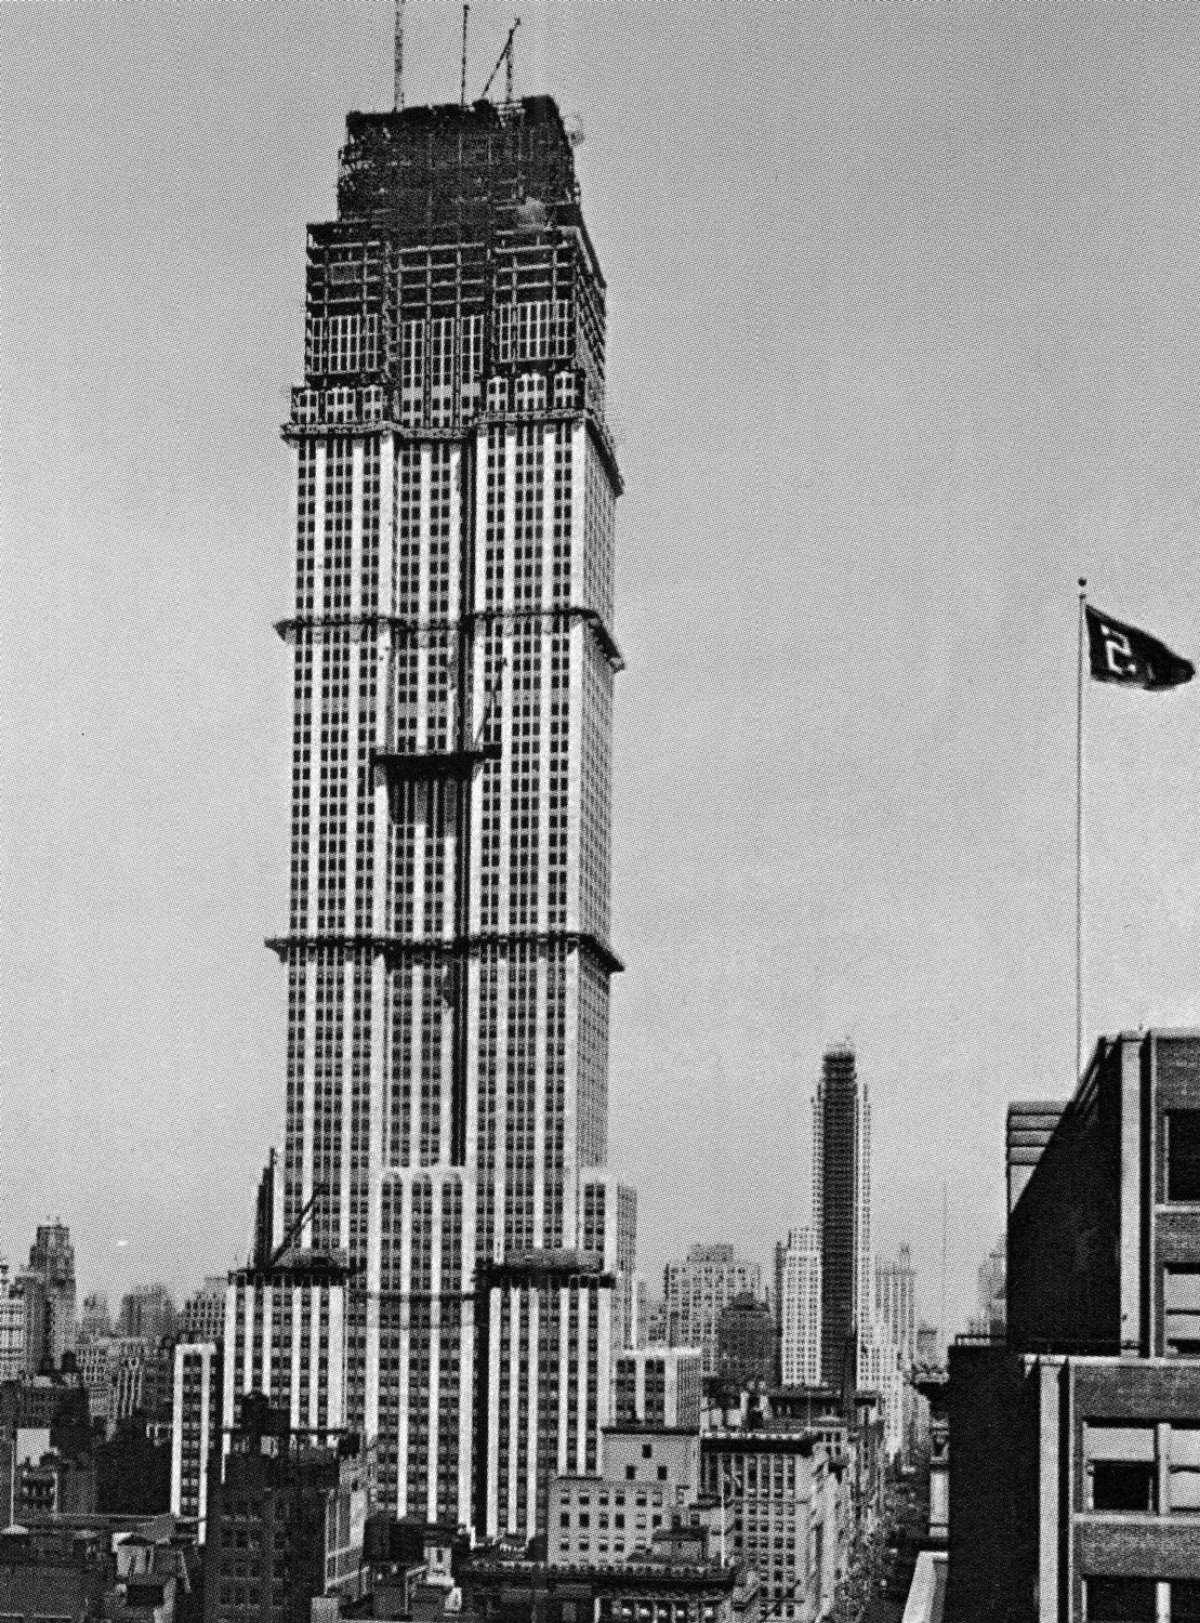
<box><xmin>1084</xmin><ymin>605</ymin><xmax>1194</xmax><ymax>690</ymax></box>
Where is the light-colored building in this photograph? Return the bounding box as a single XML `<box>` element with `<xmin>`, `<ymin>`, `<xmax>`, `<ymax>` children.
<box><xmin>170</xmin><ymin>1340</ymin><xmax>221</xmax><ymax>1541</ymax></box>
<box><xmin>875</xmin><ymin>1245</ymin><xmax>916</xmax><ymax>1364</ymax></box>
<box><xmin>780</xmin><ymin>1228</ymin><xmax>822</xmax><ymax>1388</ymax></box>
<box><xmin>857</xmin><ymin>1317</ymin><xmax>904</xmax><ymax>1463</ymax></box>
<box><xmin>702</xmin><ymin>1427</ymin><xmax>848</xmax><ymax>1623</ymax></box>
<box><xmin>663</xmin><ymin>1246</ymin><xmax>763</xmax><ymax>1377</ymax></box>
<box><xmin>550</xmin><ymin>1425</ymin><xmax>726</xmax><ymax>1569</ymax></box>
<box><xmin>613</xmin><ymin>1349</ymin><xmax>702</xmax><ymax>1429</ymax></box>
<box><xmin>0</xmin><ymin>1263</ymin><xmax>28</xmax><ymax>1382</ymax></box>
<box><xmin>257</xmin><ymin>93</ymin><xmax>632</xmax><ymax>1533</ymax></box>
<box><xmin>222</xmin><ymin>1257</ymin><xmax>347</xmax><ymax>1444</ymax></box>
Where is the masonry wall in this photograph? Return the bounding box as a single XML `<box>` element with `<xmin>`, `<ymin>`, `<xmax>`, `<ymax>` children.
<box><xmin>1007</xmin><ymin>1048</ymin><xmax>1123</xmax><ymax>1352</ymax></box>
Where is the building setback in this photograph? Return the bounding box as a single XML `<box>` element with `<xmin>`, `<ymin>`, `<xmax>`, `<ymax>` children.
<box><xmin>261</xmin><ymin>94</ymin><xmax>631</xmax><ymax>1536</ymax></box>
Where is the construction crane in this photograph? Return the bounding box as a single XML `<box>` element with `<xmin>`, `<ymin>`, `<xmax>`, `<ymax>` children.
<box><xmin>481</xmin><ymin>19</ymin><xmax>521</xmax><ymax>103</ymax></box>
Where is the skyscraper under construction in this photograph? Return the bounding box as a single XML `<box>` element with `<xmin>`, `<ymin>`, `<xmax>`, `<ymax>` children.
<box><xmin>243</xmin><ymin>94</ymin><xmax>633</xmax><ymax>1538</ymax></box>
<box><xmin>811</xmin><ymin>1044</ymin><xmax>871</xmax><ymax>1392</ymax></box>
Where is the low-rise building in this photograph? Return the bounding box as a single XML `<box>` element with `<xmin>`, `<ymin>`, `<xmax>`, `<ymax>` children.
<box><xmin>700</xmin><ymin>1426</ymin><xmax>848</xmax><ymax>1623</ymax></box>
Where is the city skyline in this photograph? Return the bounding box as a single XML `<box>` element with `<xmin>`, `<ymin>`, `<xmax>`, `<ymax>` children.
<box><xmin>6</xmin><ymin>3</ymin><xmax>1200</xmax><ymax>1341</ymax></box>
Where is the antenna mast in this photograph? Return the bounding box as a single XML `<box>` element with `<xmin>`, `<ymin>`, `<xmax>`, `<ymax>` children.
<box><xmin>393</xmin><ymin>0</ymin><xmax>405</xmax><ymax>112</ymax></box>
<box><xmin>481</xmin><ymin>19</ymin><xmax>521</xmax><ymax>103</ymax></box>
<box><xmin>460</xmin><ymin>4</ymin><xmax>470</xmax><ymax>108</ymax></box>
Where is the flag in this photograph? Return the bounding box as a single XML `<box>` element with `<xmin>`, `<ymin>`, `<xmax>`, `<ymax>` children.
<box><xmin>1084</xmin><ymin>604</ymin><xmax>1195</xmax><ymax>690</ymax></box>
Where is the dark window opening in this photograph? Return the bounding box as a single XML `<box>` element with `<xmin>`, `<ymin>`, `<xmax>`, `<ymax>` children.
<box><xmin>1085</xmin><ymin>1577</ymin><xmax>1156</xmax><ymax>1623</ymax></box>
<box><xmin>1167</xmin><ymin>1111</ymin><xmax>1200</xmax><ymax>1202</ymax></box>
<box><xmin>1173</xmin><ymin>1583</ymin><xmax>1200</xmax><ymax>1623</ymax></box>
<box><xmin>1090</xmin><ymin>1462</ymin><xmax>1156</xmax><ymax>1511</ymax></box>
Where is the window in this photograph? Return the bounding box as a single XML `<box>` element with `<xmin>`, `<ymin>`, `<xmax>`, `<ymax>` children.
<box><xmin>1166</xmin><ymin>1111</ymin><xmax>1200</xmax><ymax>1201</ymax></box>
<box><xmin>1173</xmin><ymin>1583</ymin><xmax>1200</xmax><ymax>1623</ymax></box>
<box><xmin>1165</xmin><ymin>1270</ymin><xmax>1200</xmax><ymax>1355</ymax></box>
<box><xmin>1170</xmin><ymin>1427</ymin><xmax>1200</xmax><ymax>1511</ymax></box>
<box><xmin>1085</xmin><ymin>1426</ymin><xmax>1156</xmax><ymax>1509</ymax></box>
<box><xmin>1085</xmin><ymin>1578</ymin><xmax>1156</xmax><ymax>1623</ymax></box>
<box><xmin>1091</xmin><ymin>1462</ymin><xmax>1156</xmax><ymax>1511</ymax></box>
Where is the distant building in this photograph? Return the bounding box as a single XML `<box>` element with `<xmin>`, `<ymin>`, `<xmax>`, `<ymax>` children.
<box><xmin>967</xmin><ymin>1235</ymin><xmax>1005</xmax><ymax>1338</ymax></box>
<box><xmin>875</xmin><ymin>1245</ymin><xmax>917</xmax><ymax>1363</ymax></box>
<box><xmin>779</xmin><ymin>1228</ymin><xmax>822</xmax><ymax>1388</ymax></box>
<box><xmin>117</xmin><ymin>1285</ymin><xmax>177</xmax><ymax>1342</ymax></box>
<box><xmin>179</xmin><ymin>1279</ymin><xmax>226</xmax><ymax>1345</ymax></box>
<box><xmin>27</xmin><ymin>1223</ymin><xmax>76</xmax><ymax>1368</ymax></box>
<box><xmin>811</xmin><ymin>1046</ymin><xmax>871</xmax><ymax>1396</ymax></box>
<box><xmin>716</xmin><ymin>1295</ymin><xmax>776</xmax><ymax>1391</ymax></box>
<box><xmin>79</xmin><ymin>1292</ymin><xmax>111</xmax><ymax>1342</ymax></box>
<box><xmin>663</xmin><ymin>1246</ymin><xmax>762</xmax><ymax>1377</ymax></box>
<box><xmin>0</xmin><ymin>1263</ymin><xmax>28</xmax><ymax>1382</ymax></box>
<box><xmin>875</xmin><ymin>1246</ymin><xmax>919</xmax><ymax>1464</ymax></box>
<box><xmin>856</xmin><ymin>1317</ymin><xmax>904</xmax><ymax>1464</ymax></box>
<box><xmin>915</xmin><ymin>1322</ymin><xmax>940</xmax><ymax>1365</ymax></box>
<box><xmin>643</xmin><ymin>1298</ymin><xmax>668</xmax><ymax>1348</ymax></box>
<box><xmin>613</xmin><ymin>1349</ymin><xmax>702</xmax><ymax>1429</ymax></box>
<box><xmin>948</xmin><ymin>1029</ymin><xmax>1200</xmax><ymax>1623</ymax></box>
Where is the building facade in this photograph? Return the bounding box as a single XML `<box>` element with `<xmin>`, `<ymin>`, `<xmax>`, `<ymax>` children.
<box><xmin>26</xmin><ymin>1224</ymin><xmax>76</xmax><ymax>1369</ymax></box>
<box><xmin>875</xmin><ymin>1245</ymin><xmax>916</xmax><ymax>1365</ymax></box>
<box><xmin>948</xmin><ymin>1029</ymin><xmax>1200</xmax><ymax>1623</ymax></box>
<box><xmin>663</xmin><ymin>1247</ymin><xmax>762</xmax><ymax>1377</ymax></box>
<box><xmin>263</xmin><ymin>95</ymin><xmax>629</xmax><ymax>1534</ymax></box>
<box><xmin>715</xmin><ymin>1296</ymin><xmax>776</xmax><ymax>1392</ymax></box>
<box><xmin>179</xmin><ymin>1279</ymin><xmax>228</xmax><ymax>1345</ymax></box>
<box><xmin>171</xmin><ymin>1341</ymin><xmax>222</xmax><ymax>1543</ymax></box>
<box><xmin>701</xmin><ymin>1429</ymin><xmax>847</xmax><ymax>1623</ymax></box>
<box><xmin>613</xmin><ymin>1350</ymin><xmax>702</xmax><ymax>1430</ymax></box>
<box><xmin>779</xmin><ymin>1229</ymin><xmax>822</xmax><ymax>1389</ymax></box>
<box><xmin>550</xmin><ymin>1426</ymin><xmax>705</xmax><ymax>1567</ymax></box>
<box><xmin>811</xmin><ymin>1046</ymin><xmax>871</xmax><ymax>1395</ymax></box>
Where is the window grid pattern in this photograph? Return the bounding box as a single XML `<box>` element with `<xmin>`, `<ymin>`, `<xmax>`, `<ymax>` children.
<box><xmin>306</xmin><ymin>315</ymin><xmax>380</xmax><ymax>376</ymax></box>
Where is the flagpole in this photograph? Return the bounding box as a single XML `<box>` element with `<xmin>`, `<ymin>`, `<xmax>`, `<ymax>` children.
<box><xmin>1076</xmin><ymin>578</ymin><xmax>1087</xmax><ymax>1085</ymax></box>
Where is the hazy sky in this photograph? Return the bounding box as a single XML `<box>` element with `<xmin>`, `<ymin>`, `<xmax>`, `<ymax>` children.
<box><xmin>4</xmin><ymin>1</ymin><xmax>1200</xmax><ymax>1336</ymax></box>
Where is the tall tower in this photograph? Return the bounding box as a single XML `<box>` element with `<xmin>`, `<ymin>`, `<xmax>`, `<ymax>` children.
<box><xmin>266</xmin><ymin>96</ymin><xmax>629</xmax><ymax>1534</ymax></box>
<box><xmin>811</xmin><ymin>1045</ymin><xmax>870</xmax><ymax>1392</ymax></box>
<box><xmin>27</xmin><ymin>1221</ymin><xmax>76</xmax><ymax>1368</ymax></box>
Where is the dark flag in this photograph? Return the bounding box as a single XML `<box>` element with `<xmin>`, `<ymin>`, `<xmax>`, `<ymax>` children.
<box><xmin>1084</xmin><ymin>605</ymin><xmax>1195</xmax><ymax>690</ymax></box>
